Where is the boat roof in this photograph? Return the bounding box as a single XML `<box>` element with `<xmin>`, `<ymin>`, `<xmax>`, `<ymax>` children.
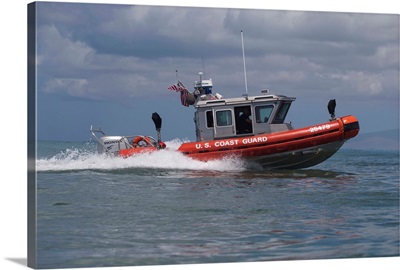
<box><xmin>195</xmin><ymin>93</ymin><xmax>296</xmax><ymax>108</ymax></box>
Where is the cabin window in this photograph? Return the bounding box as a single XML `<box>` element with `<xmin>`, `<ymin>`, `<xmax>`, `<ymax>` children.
<box><xmin>255</xmin><ymin>105</ymin><xmax>274</xmax><ymax>123</ymax></box>
<box><xmin>216</xmin><ymin>110</ymin><xmax>233</xmax><ymax>126</ymax></box>
<box><xmin>206</xmin><ymin>110</ymin><xmax>214</xmax><ymax>128</ymax></box>
<box><xmin>272</xmin><ymin>102</ymin><xmax>291</xmax><ymax>124</ymax></box>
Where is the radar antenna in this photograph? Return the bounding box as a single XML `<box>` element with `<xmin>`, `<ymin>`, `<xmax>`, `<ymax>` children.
<box><xmin>241</xmin><ymin>30</ymin><xmax>249</xmax><ymax>98</ymax></box>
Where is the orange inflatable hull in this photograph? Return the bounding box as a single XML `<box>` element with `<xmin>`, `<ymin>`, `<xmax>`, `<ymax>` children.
<box><xmin>119</xmin><ymin>146</ymin><xmax>157</xmax><ymax>158</ymax></box>
<box><xmin>118</xmin><ymin>115</ymin><xmax>359</xmax><ymax>169</ymax></box>
<box><xmin>177</xmin><ymin>115</ymin><xmax>359</xmax><ymax>165</ymax></box>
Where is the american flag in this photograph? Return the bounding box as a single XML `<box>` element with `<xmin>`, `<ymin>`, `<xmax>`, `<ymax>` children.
<box><xmin>168</xmin><ymin>81</ymin><xmax>189</xmax><ymax>107</ymax></box>
<box><xmin>167</xmin><ymin>81</ymin><xmax>186</xmax><ymax>92</ymax></box>
<box><xmin>180</xmin><ymin>88</ymin><xmax>189</xmax><ymax>107</ymax></box>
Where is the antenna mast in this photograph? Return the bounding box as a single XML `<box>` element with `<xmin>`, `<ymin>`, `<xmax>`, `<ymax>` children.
<box><xmin>202</xmin><ymin>57</ymin><xmax>206</xmax><ymax>78</ymax></box>
<box><xmin>241</xmin><ymin>30</ymin><xmax>248</xmax><ymax>98</ymax></box>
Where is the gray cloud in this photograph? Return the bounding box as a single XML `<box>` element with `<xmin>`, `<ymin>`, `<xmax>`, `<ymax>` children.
<box><xmin>36</xmin><ymin>3</ymin><xmax>399</xmax><ymax>107</ymax></box>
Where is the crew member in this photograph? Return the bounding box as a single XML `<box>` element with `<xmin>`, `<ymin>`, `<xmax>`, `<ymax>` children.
<box><xmin>237</xmin><ymin>107</ymin><xmax>253</xmax><ymax>134</ymax></box>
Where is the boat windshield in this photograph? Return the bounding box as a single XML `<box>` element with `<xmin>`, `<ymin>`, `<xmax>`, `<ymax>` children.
<box><xmin>255</xmin><ymin>105</ymin><xmax>274</xmax><ymax>123</ymax></box>
<box><xmin>272</xmin><ymin>102</ymin><xmax>291</xmax><ymax>124</ymax></box>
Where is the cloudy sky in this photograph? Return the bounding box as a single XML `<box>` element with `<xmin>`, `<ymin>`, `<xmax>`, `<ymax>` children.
<box><xmin>34</xmin><ymin>2</ymin><xmax>399</xmax><ymax>142</ymax></box>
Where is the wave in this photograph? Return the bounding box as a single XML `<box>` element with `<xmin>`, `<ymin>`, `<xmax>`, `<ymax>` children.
<box><xmin>36</xmin><ymin>139</ymin><xmax>247</xmax><ymax>173</ymax></box>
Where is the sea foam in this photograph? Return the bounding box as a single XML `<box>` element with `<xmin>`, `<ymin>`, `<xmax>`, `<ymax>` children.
<box><xmin>36</xmin><ymin>139</ymin><xmax>247</xmax><ymax>172</ymax></box>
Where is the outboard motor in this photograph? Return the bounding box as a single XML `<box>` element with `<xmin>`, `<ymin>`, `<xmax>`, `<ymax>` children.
<box><xmin>328</xmin><ymin>99</ymin><xmax>336</xmax><ymax>120</ymax></box>
<box><xmin>97</xmin><ymin>136</ymin><xmax>130</xmax><ymax>155</ymax></box>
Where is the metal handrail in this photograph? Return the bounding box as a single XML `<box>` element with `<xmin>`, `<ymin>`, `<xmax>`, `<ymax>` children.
<box><xmin>90</xmin><ymin>125</ymin><xmax>109</xmax><ymax>153</ymax></box>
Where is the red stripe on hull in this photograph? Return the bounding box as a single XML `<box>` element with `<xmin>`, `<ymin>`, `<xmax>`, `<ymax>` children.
<box><xmin>119</xmin><ymin>146</ymin><xmax>157</xmax><ymax>158</ymax></box>
<box><xmin>178</xmin><ymin>115</ymin><xmax>359</xmax><ymax>161</ymax></box>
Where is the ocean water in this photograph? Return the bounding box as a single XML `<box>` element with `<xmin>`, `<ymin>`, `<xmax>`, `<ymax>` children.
<box><xmin>35</xmin><ymin>140</ymin><xmax>399</xmax><ymax>269</ymax></box>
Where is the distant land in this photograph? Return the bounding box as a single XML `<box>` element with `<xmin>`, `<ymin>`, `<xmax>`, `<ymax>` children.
<box><xmin>343</xmin><ymin>129</ymin><xmax>399</xmax><ymax>151</ymax></box>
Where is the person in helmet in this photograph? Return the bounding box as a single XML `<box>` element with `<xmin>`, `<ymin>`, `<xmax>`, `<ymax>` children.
<box><xmin>158</xmin><ymin>141</ymin><xmax>166</xmax><ymax>149</ymax></box>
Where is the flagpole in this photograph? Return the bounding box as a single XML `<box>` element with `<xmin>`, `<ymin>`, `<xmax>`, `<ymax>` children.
<box><xmin>175</xmin><ymin>70</ymin><xmax>179</xmax><ymax>82</ymax></box>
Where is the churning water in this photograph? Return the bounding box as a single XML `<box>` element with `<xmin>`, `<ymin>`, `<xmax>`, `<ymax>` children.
<box><xmin>35</xmin><ymin>140</ymin><xmax>399</xmax><ymax>269</ymax></box>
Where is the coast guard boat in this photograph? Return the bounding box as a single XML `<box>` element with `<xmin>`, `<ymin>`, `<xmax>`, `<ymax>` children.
<box><xmin>90</xmin><ymin>32</ymin><xmax>359</xmax><ymax>169</ymax></box>
<box><xmin>90</xmin><ymin>72</ymin><xmax>360</xmax><ymax>169</ymax></box>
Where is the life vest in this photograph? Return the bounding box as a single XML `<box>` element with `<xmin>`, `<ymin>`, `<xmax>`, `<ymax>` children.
<box><xmin>132</xmin><ymin>136</ymin><xmax>152</xmax><ymax>147</ymax></box>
